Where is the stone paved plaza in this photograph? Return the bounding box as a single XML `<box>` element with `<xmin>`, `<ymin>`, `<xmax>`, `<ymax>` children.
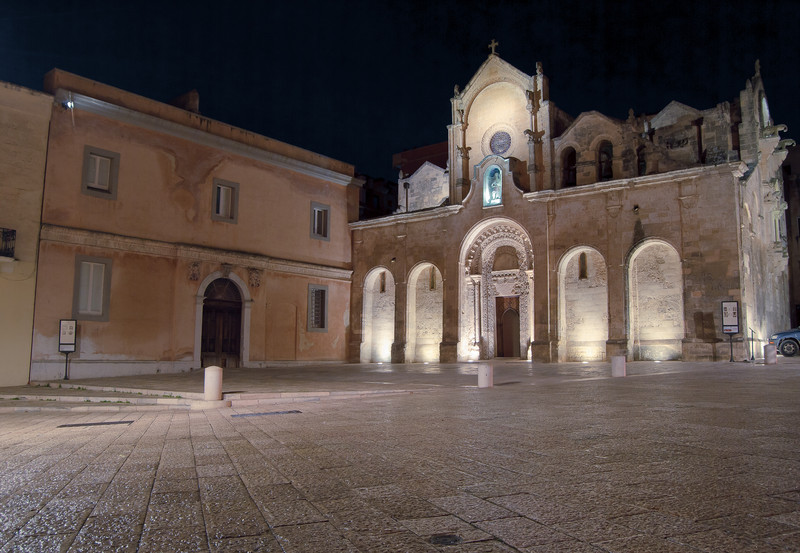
<box><xmin>0</xmin><ymin>360</ymin><xmax>798</xmax><ymax>552</ymax></box>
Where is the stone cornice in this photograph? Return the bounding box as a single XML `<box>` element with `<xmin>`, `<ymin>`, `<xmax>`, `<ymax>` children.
<box><xmin>350</xmin><ymin>205</ymin><xmax>463</xmax><ymax>230</ymax></box>
<box><xmin>524</xmin><ymin>163</ymin><xmax>746</xmax><ymax>203</ymax></box>
<box><xmin>53</xmin><ymin>89</ymin><xmax>354</xmax><ymax>187</ymax></box>
<box><xmin>40</xmin><ymin>225</ymin><xmax>352</xmax><ymax>281</ymax></box>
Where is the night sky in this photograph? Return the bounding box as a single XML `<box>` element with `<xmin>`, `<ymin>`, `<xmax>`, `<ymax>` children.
<box><xmin>2</xmin><ymin>0</ymin><xmax>798</xmax><ymax>181</ymax></box>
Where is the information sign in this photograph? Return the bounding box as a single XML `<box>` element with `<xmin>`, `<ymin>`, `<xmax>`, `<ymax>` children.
<box><xmin>59</xmin><ymin>319</ymin><xmax>77</xmax><ymax>353</ymax></box>
<box><xmin>722</xmin><ymin>301</ymin><xmax>739</xmax><ymax>335</ymax></box>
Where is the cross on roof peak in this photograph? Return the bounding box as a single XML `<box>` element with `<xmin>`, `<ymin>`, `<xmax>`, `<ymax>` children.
<box><xmin>488</xmin><ymin>39</ymin><xmax>499</xmax><ymax>56</ymax></box>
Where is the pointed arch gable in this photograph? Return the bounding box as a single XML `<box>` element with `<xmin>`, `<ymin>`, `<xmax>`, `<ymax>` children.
<box><xmin>458</xmin><ymin>56</ymin><xmax>533</xmax><ymax>115</ymax></box>
<box><xmin>556</xmin><ymin>111</ymin><xmax>624</xmax><ymax>145</ymax></box>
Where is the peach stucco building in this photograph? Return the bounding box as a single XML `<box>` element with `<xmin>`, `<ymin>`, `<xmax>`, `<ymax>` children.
<box><xmin>28</xmin><ymin>70</ymin><xmax>359</xmax><ymax>380</ymax></box>
<box><xmin>0</xmin><ymin>82</ymin><xmax>52</xmax><ymax>386</ymax></box>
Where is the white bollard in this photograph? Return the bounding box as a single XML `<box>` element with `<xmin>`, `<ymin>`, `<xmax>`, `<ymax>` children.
<box><xmin>764</xmin><ymin>344</ymin><xmax>777</xmax><ymax>365</ymax></box>
<box><xmin>478</xmin><ymin>365</ymin><xmax>494</xmax><ymax>388</ymax></box>
<box><xmin>611</xmin><ymin>356</ymin><xmax>626</xmax><ymax>377</ymax></box>
<box><xmin>204</xmin><ymin>365</ymin><xmax>223</xmax><ymax>401</ymax></box>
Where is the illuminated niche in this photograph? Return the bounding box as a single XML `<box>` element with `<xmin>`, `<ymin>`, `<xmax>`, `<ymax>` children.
<box><xmin>483</xmin><ymin>165</ymin><xmax>502</xmax><ymax>207</ymax></box>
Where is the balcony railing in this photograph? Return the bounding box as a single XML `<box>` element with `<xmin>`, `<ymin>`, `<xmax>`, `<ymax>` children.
<box><xmin>0</xmin><ymin>228</ymin><xmax>15</xmax><ymax>258</ymax></box>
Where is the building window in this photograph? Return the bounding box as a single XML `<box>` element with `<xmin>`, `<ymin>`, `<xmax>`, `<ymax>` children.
<box><xmin>82</xmin><ymin>146</ymin><xmax>120</xmax><ymax>200</ymax></box>
<box><xmin>310</xmin><ymin>202</ymin><xmax>330</xmax><ymax>241</ymax></box>
<box><xmin>579</xmin><ymin>252</ymin><xmax>588</xmax><ymax>280</ymax></box>
<box><xmin>308</xmin><ymin>284</ymin><xmax>328</xmax><ymax>332</ymax></box>
<box><xmin>598</xmin><ymin>141</ymin><xmax>613</xmax><ymax>181</ymax></box>
<box><xmin>637</xmin><ymin>146</ymin><xmax>647</xmax><ymax>176</ymax></box>
<box><xmin>379</xmin><ymin>271</ymin><xmax>386</xmax><ymax>293</ymax></box>
<box><xmin>429</xmin><ymin>267</ymin><xmax>436</xmax><ymax>290</ymax></box>
<box><xmin>212</xmin><ymin>179</ymin><xmax>239</xmax><ymax>223</ymax></box>
<box><xmin>73</xmin><ymin>255</ymin><xmax>112</xmax><ymax>322</ymax></box>
<box><xmin>0</xmin><ymin>228</ymin><xmax>15</xmax><ymax>258</ymax></box>
<box><xmin>562</xmin><ymin>148</ymin><xmax>577</xmax><ymax>187</ymax></box>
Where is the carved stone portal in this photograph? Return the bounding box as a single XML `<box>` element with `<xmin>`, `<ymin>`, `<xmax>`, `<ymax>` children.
<box><xmin>461</xmin><ymin>222</ymin><xmax>534</xmax><ymax>359</ymax></box>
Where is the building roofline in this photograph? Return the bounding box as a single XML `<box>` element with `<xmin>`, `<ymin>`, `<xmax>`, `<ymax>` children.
<box><xmin>46</xmin><ymin>69</ymin><xmax>355</xmax><ymax>185</ymax></box>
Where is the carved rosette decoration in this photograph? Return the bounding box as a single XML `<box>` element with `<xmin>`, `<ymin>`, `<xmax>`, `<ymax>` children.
<box><xmin>188</xmin><ymin>262</ymin><xmax>200</xmax><ymax>281</ymax></box>
<box><xmin>461</xmin><ymin>223</ymin><xmax>534</xmax><ymax>359</ymax></box>
<box><xmin>248</xmin><ymin>268</ymin><xmax>262</xmax><ymax>288</ymax></box>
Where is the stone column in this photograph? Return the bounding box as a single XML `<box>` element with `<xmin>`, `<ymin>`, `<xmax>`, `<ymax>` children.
<box><xmin>390</xmin><ymin>237</ymin><xmax>414</xmax><ymax>363</ymax></box>
<box><xmin>347</xmin><ymin>267</ymin><xmax>364</xmax><ymax>363</ymax></box>
<box><xmin>531</xmin><ymin>202</ymin><xmax>553</xmax><ymax>361</ymax></box>
<box><xmin>605</xmin><ymin>195</ymin><xmax>627</xmax><ymax>358</ymax></box>
<box><xmin>440</xmin><ymin>243</ymin><xmax>460</xmax><ymax>362</ymax></box>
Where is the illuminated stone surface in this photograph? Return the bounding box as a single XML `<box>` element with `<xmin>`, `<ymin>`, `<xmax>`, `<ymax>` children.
<box><xmin>0</xmin><ymin>359</ymin><xmax>797</xmax><ymax>551</ymax></box>
<box><xmin>351</xmin><ymin>57</ymin><xmax>790</xmax><ymax>365</ymax></box>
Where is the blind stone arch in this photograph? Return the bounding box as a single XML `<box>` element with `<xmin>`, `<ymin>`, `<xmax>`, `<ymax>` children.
<box><xmin>627</xmin><ymin>239</ymin><xmax>684</xmax><ymax>360</ymax></box>
<box><xmin>406</xmin><ymin>262</ymin><xmax>443</xmax><ymax>363</ymax></box>
<box><xmin>557</xmin><ymin>247</ymin><xmax>608</xmax><ymax>361</ymax></box>
<box><xmin>361</xmin><ymin>267</ymin><xmax>395</xmax><ymax>362</ymax></box>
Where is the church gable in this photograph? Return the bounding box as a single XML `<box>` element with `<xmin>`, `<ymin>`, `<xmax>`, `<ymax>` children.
<box><xmin>650</xmin><ymin>101</ymin><xmax>702</xmax><ymax>129</ymax></box>
<box><xmin>556</xmin><ymin>111</ymin><xmax>624</xmax><ymax>148</ymax></box>
<box><xmin>398</xmin><ymin>161</ymin><xmax>448</xmax><ymax>212</ymax></box>
<box><xmin>457</xmin><ymin>53</ymin><xmax>533</xmax><ymax>108</ymax></box>
<box><xmin>465</xmin><ymin>82</ymin><xmax>530</xmax><ymax>162</ymax></box>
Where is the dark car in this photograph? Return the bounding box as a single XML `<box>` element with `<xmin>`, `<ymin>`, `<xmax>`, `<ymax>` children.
<box><xmin>770</xmin><ymin>328</ymin><xmax>800</xmax><ymax>356</ymax></box>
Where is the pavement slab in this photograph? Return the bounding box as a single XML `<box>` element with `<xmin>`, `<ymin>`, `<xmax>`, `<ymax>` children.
<box><xmin>0</xmin><ymin>360</ymin><xmax>795</xmax><ymax>551</ymax></box>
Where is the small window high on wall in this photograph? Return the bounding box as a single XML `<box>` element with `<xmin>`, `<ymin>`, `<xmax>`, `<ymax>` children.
<box><xmin>310</xmin><ymin>202</ymin><xmax>330</xmax><ymax>240</ymax></box>
<box><xmin>212</xmin><ymin>179</ymin><xmax>239</xmax><ymax>223</ymax></box>
<box><xmin>598</xmin><ymin>141</ymin><xmax>613</xmax><ymax>181</ymax></box>
<box><xmin>82</xmin><ymin>146</ymin><xmax>120</xmax><ymax>200</ymax></box>
<box><xmin>637</xmin><ymin>147</ymin><xmax>647</xmax><ymax>176</ymax></box>
<box><xmin>562</xmin><ymin>148</ymin><xmax>576</xmax><ymax>187</ymax></box>
<box><xmin>579</xmin><ymin>252</ymin><xmax>588</xmax><ymax>280</ymax></box>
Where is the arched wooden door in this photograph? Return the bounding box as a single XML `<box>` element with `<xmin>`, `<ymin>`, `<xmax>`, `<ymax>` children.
<box><xmin>201</xmin><ymin>278</ymin><xmax>241</xmax><ymax>368</ymax></box>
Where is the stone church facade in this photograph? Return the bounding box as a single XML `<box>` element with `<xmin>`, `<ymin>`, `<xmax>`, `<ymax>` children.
<box><xmin>350</xmin><ymin>54</ymin><xmax>791</xmax><ymax>363</ymax></box>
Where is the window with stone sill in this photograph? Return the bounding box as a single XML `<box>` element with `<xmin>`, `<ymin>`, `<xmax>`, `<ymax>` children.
<box><xmin>73</xmin><ymin>255</ymin><xmax>112</xmax><ymax>322</ymax></box>
<box><xmin>311</xmin><ymin>202</ymin><xmax>330</xmax><ymax>241</ymax></box>
<box><xmin>308</xmin><ymin>284</ymin><xmax>328</xmax><ymax>332</ymax></box>
<box><xmin>212</xmin><ymin>179</ymin><xmax>239</xmax><ymax>223</ymax></box>
<box><xmin>82</xmin><ymin>146</ymin><xmax>120</xmax><ymax>200</ymax></box>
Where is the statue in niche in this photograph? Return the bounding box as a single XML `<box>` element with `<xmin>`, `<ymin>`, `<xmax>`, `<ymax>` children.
<box><xmin>483</xmin><ymin>166</ymin><xmax>502</xmax><ymax>207</ymax></box>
